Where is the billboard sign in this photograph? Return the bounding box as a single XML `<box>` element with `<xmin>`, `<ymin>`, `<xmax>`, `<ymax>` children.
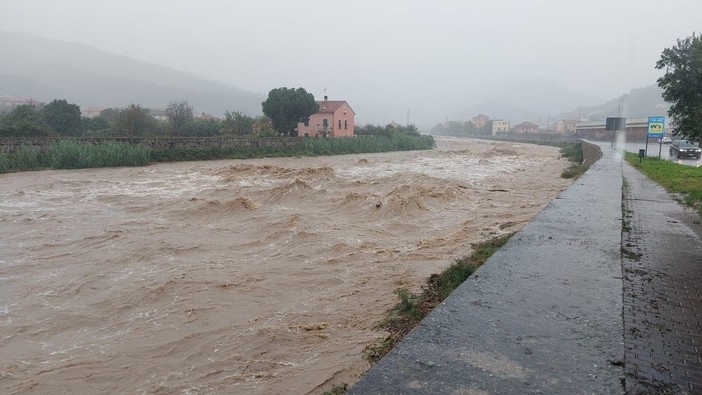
<box><xmin>647</xmin><ymin>116</ymin><xmax>665</xmax><ymax>137</ymax></box>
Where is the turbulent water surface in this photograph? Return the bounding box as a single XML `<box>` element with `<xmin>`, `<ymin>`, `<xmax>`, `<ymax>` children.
<box><xmin>0</xmin><ymin>137</ymin><xmax>572</xmax><ymax>394</ymax></box>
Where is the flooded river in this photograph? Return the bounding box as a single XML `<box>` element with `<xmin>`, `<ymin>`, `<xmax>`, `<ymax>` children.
<box><xmin>0</xmin><ymin>137</ymin><xmax>572</xmax><ymax>394</ymax></box>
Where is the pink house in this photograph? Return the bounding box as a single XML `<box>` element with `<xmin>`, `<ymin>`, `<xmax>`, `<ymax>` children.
<box><xmin>296</xmin><ymin>97</ymin><xmax>355</xmax><ymax>137</ymax></box>
<box><xmin>514</xmin><ymin>121</ymin><xmax>538</xmax><ymax>133</ymax></box>
<box><xmin>472</xmin><ymin>114</ymin><xmax>490</xmax><ymax>129</ymax></box>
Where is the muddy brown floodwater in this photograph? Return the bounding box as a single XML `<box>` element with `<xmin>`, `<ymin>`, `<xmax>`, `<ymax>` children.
<box><xmin>0</xmin><ymin>137</ymin><xmax>573</xmax><ymax>394</ymax></box>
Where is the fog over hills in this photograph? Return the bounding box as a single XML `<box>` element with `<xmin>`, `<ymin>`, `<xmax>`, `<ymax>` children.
<box><xmin>0</xmin><ymin>31</ymin><xmax>264</xmax><ymax>115</ymax></box>
<box><xmin>558</xmin><ymin>85</ymin><xmax>669</xmax><ymax>122</ymax></box>
<box><xmin>0</xmin><ymin>31</ymin><xmax>669</xmax><ymax>128</ymax></box>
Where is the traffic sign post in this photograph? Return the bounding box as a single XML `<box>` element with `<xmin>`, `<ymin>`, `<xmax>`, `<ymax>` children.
<box><xmin>647</xmin><ymin>116</ymin><xmax>665</xmax><ymax>158</ymax></box>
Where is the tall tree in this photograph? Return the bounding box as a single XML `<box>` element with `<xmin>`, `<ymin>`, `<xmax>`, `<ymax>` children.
<box><xmin>112</xmin><ymin>104</ymin><xmax>157</xmax><ymax>136</ymax></box>
<box><xmin>41</xmin><ymin>99</ymin><xmax>82</xmax><ymax>136</ymax></box>
<box><xmin>166</xmin><ymin>100</ymin><xmax>194</xmax><ymax>133</ymax></box>
<box><xmin>261</xmin><ymin>87</ymin><xmax>317</xmax><ymax>136</ymax></box>
<box><xmin>656</xmin><ymin>33</ymin><xmax>702</xmax><ymax>141</ymax></box>
<box><xmin>0</xmin><ymin>104</ymin><xmax>51</xmax><ymax>137</ymax></box>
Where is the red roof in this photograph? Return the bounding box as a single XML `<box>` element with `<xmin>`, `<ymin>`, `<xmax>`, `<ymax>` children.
<box><xmin>316</xmin><ymin>100</ymin><xmax>354</xmax><ymax>114</ymax></box>
<box><xmin>515</xmin><ymin>121</ymin><xmax>538</xmax><ymax>128</ymax></box>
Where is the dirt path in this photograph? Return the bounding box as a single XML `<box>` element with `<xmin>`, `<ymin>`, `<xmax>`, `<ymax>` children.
<box><xmin>0</xmin><ymin>137</ymin><xmax>572</xmax><ymax>394</ymax></box>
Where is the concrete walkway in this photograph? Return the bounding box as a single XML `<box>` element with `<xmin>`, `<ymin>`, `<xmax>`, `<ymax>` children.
<box><xmin>351</xmin><ymin>143</ymin><xmax>702</xmax><ymax>394</ymax></box>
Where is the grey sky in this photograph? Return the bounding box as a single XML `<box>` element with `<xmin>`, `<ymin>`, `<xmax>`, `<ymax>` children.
<box><xmin>1</xmin><ymin>0</ymin><xmax>700</xmax><ymax>124</ymax></box>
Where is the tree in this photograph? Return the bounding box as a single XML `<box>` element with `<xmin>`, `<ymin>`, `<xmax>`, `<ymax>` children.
<box><xmin>174</xmin><ymin>118</ymin><xmax>222</xmax><ymax>136</ymax></box>
<box><xmin>41</xmin><ymin>99</ymin><xmax>82</xmax><ymax>136</ymax></box>
<box><xmin>656</xmin><ymin>33</ymin><xmax>702</xmax><ymax>142</ymax></box>
<box><xmin>81</xmin><ymin>116</ymin><xmax>110</xmax><ymax>135</ymax></box>
<box><xmin>222</xmin><ymin>111</ymin><xmax>254</xmax><ymax>135</ymax></box>
<box><xmin>112</xmin><ymin>104</ymin><xmax>157</xmax><ymax>136</ymax></box>
<box><xmin>261</xmin><ymin>87</ymin><xmax>318</xmax><ymax>136</ymax></box>
<box><xmin>166</xmin><ymin>100</ymin><xmax>194</xmax><ymax>133</ymax></box>
<box><xmin>0</xmin><ymin>104</ymin><xmax>51</xmax><ymax>137</ymax></box>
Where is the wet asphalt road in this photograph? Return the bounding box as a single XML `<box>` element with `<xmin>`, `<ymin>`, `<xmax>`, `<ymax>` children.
<box><xmin>623</xmin><ymin>141</ymin><xmax>702</xmax><ymax>167</ymax></box>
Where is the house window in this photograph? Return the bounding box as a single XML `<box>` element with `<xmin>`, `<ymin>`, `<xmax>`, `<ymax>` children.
<box><xmin>304</xmin><ymin>120</ymin><xmax>309</xmax><ymax>126</ymax></box>
<box><xmin>322</xmin><ymin>119</ymin><xmax>328</xmax><ymax>129</ymax></box>
<box><xmin>339</xmin><ymin>119</ymin><xmax>342</xmax><ymax>129</ymax></box>
<box><xmin>344</xmin><ymin>120</ymin><xmax>348</xmax><ymax>129</ymax></box>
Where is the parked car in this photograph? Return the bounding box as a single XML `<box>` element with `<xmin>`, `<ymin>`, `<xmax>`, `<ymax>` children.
<box><xmin>661</xmin><ymin>136</ymin><xmax>673</xmax><ymax>144</ymax></box>
<box><xmin>669</xmin><ymin>140</ymin><xmax>702</xmax><ymax>159</ymax></box>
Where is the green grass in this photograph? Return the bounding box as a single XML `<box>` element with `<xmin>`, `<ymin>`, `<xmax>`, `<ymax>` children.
<box><xmin>151</xmin><ymin>134</ymin><xmax>436</xmax><ymax>162</ymax></box>
<box><xmin>365</xmin><ymin>233</ymin><xmax>514</xmax><ymax>363</ymax></box>
<box><xmin>0</xmin><ymin>141</ymin><xmax>151</xmax><ymax>173</ymax></box>
<box><xmin>624</xmin><ymin>151</ymin><xmax>702</xmax><ymax>215</ymax></box>
<box><xmin>559</xmin><ymin>141</ymin><xmax>587</xmax><ymax>179</ymax></box>
<box><xmin>0</xmin><ymin>135</ymin><xmax>435</xmax><ymax>174</ymax></box>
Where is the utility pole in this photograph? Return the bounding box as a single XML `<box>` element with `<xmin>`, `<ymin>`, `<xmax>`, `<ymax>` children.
<box><xmin>406</xmin><ymin>109</ymin><xmax>410</xmax><ymax>125</ymax></box>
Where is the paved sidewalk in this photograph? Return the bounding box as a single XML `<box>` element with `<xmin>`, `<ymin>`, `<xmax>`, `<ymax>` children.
<box><xmin>351</xmin><ymin>144</ymin><xmax>625</xmax><ymax>393</ymax></box>
<box><xmin>351</xmin><ymin>143</ymin><xmax>702</xmax><ymax>394</ymax></box>
<box><xmin>622</xmin><ymin>163</ymin><xmax>702</xmax><ymax>394</ymax></box>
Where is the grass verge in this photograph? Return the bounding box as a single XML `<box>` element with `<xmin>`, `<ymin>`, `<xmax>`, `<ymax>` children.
<box><xmin>624</xmin><ymin>151</ymin><xmax>702</xmax><ymax>215</ymax></box>
<box><xmin>364</xmin><ymin>232</ymin><xmax>514</xmax><ymax>364</ymax></box>
<box><xmin>559</xmin><ymin>141</ymin><xmax>587</xmax><ymax>179</ymax></box>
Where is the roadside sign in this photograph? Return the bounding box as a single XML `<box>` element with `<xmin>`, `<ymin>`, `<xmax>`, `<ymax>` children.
<box><xmin>647</xmin><ymin>116</ymin><xmax>665</xmax><ymax>137</ymax></box>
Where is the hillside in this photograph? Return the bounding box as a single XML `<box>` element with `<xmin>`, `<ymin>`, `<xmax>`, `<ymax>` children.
<box><xmin>558</xmin><ymin>84</ymin><xmax>669</xmax><ymax>122</ymax></box>
<box><xmin>0</xmin><ymin>31</ymin><xmax>264</xmax><ymax>115</ymax></box>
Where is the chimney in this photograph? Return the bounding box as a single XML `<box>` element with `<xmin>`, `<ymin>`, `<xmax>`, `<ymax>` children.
<box><xmin>324</xmin><ymin>95</ymin><xmax>328</xmax><ymax>101</ymax></box>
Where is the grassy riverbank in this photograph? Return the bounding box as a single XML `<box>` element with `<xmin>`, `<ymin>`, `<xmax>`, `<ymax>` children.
<box><xmin>624</xmin><ymin>151</ymin><xmax>702</xmax><ymax>215</ymax></box>
<box><xmin>365</xmin><ymin>233</ymin><xmax>514</xmax><ymax>363</ymax></box>
<box><xmin>0</xmin><ymin>134</ymin><xmax>435</xmax><ymax>173</ymax></box>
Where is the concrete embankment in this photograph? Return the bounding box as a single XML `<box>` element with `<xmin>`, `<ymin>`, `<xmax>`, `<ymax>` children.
<box><xmin>352</xmin><ymin>141</ymin><xmax>625</xmax><ymax>394</ymax></box>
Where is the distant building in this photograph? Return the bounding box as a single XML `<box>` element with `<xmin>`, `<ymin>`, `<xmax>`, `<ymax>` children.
<box><xmin>0</xmin><ymin>96</ymin><xmax>40</xmax><ymax>111</ymax></box>
<box><xmin>491</xmin><ymin>120</ymin><xmax>510</xmax><ymax>135</ymax></box>
<box><xmin>472</xmin><ymin>114</ymin><xmax>490</xmax><ymax>129</ymax></box>
<box><xmin>513</xmin><ymin>121</ymin><xmax>538</xmax><ymax>133</ymax></box>
<box><xmin>575</xmin><ymin>117</ymin><xmax>650</xmax><ymax>141</ymax></box>
<box><xmin>195</xmin><ymin>112</ymin><xmax>217</xmax><ymax>120</ymax></box>
<box><xmin>554</xmin><ymin>119</ymin><xmax>579</xmax><ymax>134</ymax></box>
<box><xmin>149</xmin><ymin>109</ymin><xmax>169</xmax><ymax>121</ymax></box>
<box><xmin>296</xmin><ymin>97</ymin><xmax>355</xmax><ymax>137</ymax></box>
<box><xmin>81</xmin><ymin>107</ymin><xmax>107</xmax><ymax>118</ymax></box>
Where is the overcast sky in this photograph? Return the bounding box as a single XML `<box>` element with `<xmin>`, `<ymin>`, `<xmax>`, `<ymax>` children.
<box><xmin>1</xmin><ymin>0</ymin><xmax>700</xmax><ymax>124</ymax></box>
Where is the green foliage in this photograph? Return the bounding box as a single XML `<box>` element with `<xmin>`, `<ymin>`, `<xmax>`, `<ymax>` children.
<box><xmin>656</xmin><ymin>33</ymin><xmax>702</xmax><ymax>142</ymax></box>
<box><xmin>174</xmin><ymin>118</ymin><xmax>222</xmax><ymax>137</ymax></box>
<box><xmin>429</xmin><ymin>120</ymin><xmax>476</xmax><ymax>136</ymax></box>
<box><xmin>41</xmin><ymin>99</ymin><xmax>82</xmax><ymax>136</ymax></box>
<box><xmin>81</xmin><ymin>116</ymin><xmax>111</xmax><ymax>135</ymax></box>
<box><xmin>0</xmin><ymin>141</ymin><xmax>150</xmax><ymax>173</ymax></box>
<box><xmin>11</xmin><ymin>145</ymin><xmax>46</xmax><ymax>170</ymax></box>
<box><xmin>355</xmin><ymin>123</ymin><xmax>425</xmax><ymax>137</ymax></box>
<box><xmin>46</xmin><ymin>140</ymin><xmax>150</xmax><ymax>169</ymax></box>
<box><xmin>261</xmin><ymin>87</ymin><xmax>318</xmax><ymax>136</ymax></box>
<box><xmin>322</xmin><ymin>383</ymin><xmax>348</xmax><ymax>395</ymax></box>
<box><xmin>0</xmin><ymin>151</ymin><xmax>10</xmax><ymax>173</ymax></box>
<box><xmin>366</xmin><ymin>233</ymin><xmax>513</xmax><ymax>363</ymax></box>
<box><xmin>0</xmin><ymin>104</ymin><xmax>51</xmax><ymax>137</ymax></box>
<box><xmin>222</xmin><ymin>111</ymin><xmax>255</xmax><ymax>135</ymax></box>
<box><xmin>624</xmin><ymin>151</ymin><xmax>702</xmax><ymax>215</ymax></box>
<box><xmin>559</xmin><ymin>141</ymin><xmax>587</xmax><ymax>179</ymax></box>
<box><xmin>112</xmin><ymin>104</ymin><xmax>158</xmax><ymax>136</ymax></box>
<box><xmin>150</xmin><ymin>135</ymin><xmax>436</xmax><ymax>162</ymax></box>
<box><xmin>167</xmin><ymin>100</ymin><xmax>194</xmax><ymax>133</ymax></box>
